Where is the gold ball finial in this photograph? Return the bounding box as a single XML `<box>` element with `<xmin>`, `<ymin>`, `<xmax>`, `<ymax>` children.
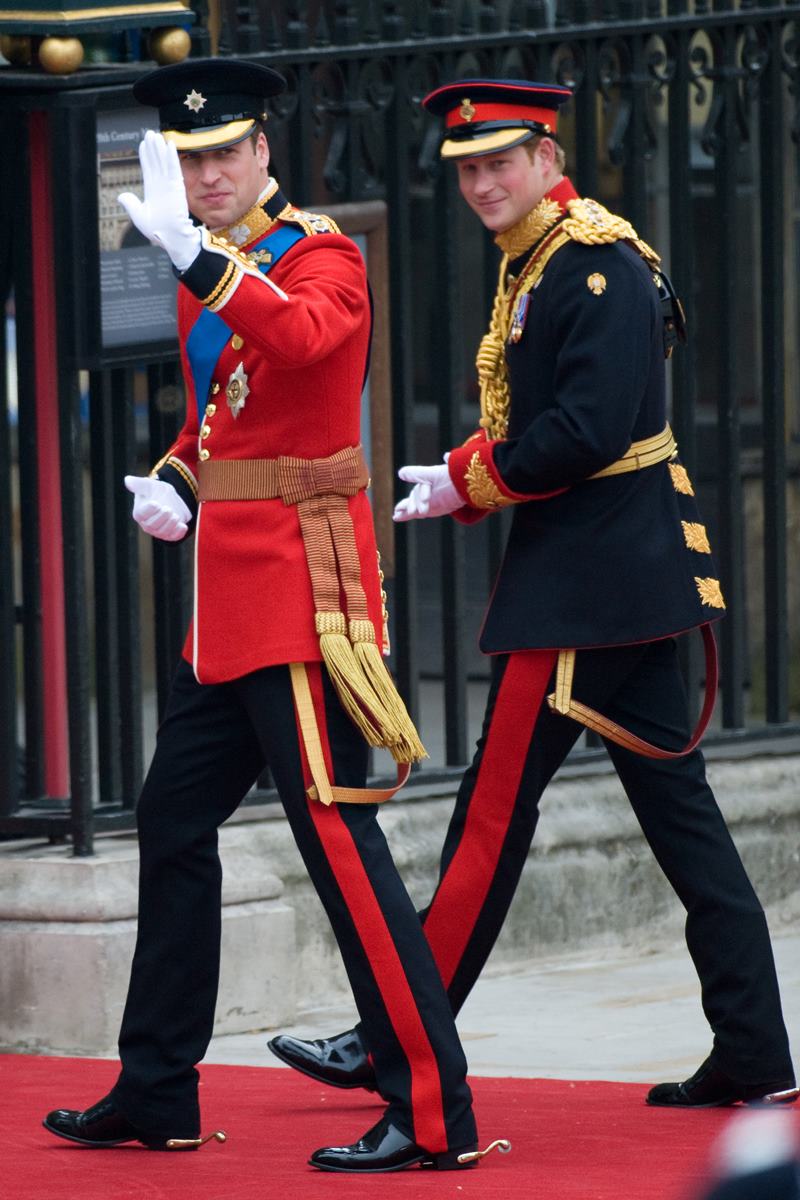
<box><xmin>38</xmin><ymin>36</ymin><xmax>84</xmax><ymax>74</ymax></box>
<box><xmin>0</xmin><ymin>34</ymin><xmax>32</xmax><ymax>66</ymax></box>
<box><xmin>148</xmin><ymin>26</ymin><xmax>191</xmax><ymax>65</ymax></box>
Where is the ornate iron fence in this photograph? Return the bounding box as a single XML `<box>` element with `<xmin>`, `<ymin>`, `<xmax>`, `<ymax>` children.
<box><xmin>1</xmin><ymin>0</ymin><xmax>799</xmax><ymax>852</ymax></box>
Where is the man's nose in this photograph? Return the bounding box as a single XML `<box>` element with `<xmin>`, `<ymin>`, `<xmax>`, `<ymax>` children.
<box><xmin>197</xmin><ymin>158</ymin><xmax>222</xmax><ymax>183</ymax></box>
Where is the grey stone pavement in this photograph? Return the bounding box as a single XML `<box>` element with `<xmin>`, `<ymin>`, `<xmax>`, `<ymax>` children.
<box><xmin>205</xmin><ymin>909</ymin><xmax>800</xmax><ymax>1085</ymax></box>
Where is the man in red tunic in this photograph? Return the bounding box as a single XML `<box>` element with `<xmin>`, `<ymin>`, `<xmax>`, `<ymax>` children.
<box><xmin>41</xmin><ymin>58</ymin><xmax>497</xmax><ymax>1175</ymax></box>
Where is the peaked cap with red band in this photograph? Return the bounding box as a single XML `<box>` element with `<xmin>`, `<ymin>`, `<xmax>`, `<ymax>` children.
<box><xmin>422</xmin><ymin>78</ymin><xmax>573</xmax><ymax>159</ymax></box>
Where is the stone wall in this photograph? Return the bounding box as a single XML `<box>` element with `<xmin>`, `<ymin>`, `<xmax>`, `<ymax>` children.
<box><xmin>2</xmin><ymin>749</ymin><xmax>795</xmax><ymax>1056</ymax></box>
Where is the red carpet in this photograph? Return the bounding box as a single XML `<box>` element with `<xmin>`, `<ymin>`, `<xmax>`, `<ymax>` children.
<box><xmin>2</xmin><ymin>1053</ymin><xmax>753</xmax><ymax>1199</ymax></box>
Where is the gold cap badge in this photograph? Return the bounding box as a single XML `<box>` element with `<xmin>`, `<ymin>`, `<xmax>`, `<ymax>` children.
<box><xmin>587</xmin><ymin>272</ymin><xmax>607</xmax><ymax>295</ymax></box>
<box><xmin>183</xmin><ymin>89</ymin><xmax>207</xmax><ymax>113</ymax></box>
<box><xmin>460</xmin><ymin>97</ymin><xmax>476</xmax><ymax>122</ymax></box>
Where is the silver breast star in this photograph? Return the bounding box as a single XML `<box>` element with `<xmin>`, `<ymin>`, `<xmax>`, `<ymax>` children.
<box><xmin>226</xmin><ymin>362</ymin><xmax>249</xmax><ymax>419</ymax></box>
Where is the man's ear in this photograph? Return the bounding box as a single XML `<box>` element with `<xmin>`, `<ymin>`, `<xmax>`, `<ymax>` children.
<box><xmin>256</xmin><ymin>130</ymin><xmax>270</xmax><ymax>171</ymax></box>
<box><xmin>536</xmin><ymin>135</ymin><xmax>557</xmax><ymax>170</ymax></box>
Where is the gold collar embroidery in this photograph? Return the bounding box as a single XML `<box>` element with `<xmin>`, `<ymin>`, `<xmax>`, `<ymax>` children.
<box><xmin>213</xmin><ymin>178</ymin><xmax>282</xmax><ymax>247</ymax></box>
<box><xmin>495</xmin><ymin>197</ymin><xmax>563</xmax><ymax>258</ymax></box>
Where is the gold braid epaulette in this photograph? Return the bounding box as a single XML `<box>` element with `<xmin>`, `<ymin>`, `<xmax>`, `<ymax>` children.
<box><xmin>561</xmin><ymin>197</ymin><xmax>661</xmax><ymax>267</ymax></box>
<box><xmin>476</xmin><ymin>197</ymin><xmax>660</xmax><ymax>439</ymax></box>
<box><xmin>282</xmin><ymin>208</ymin><xmax>342</xmax><ymax>237</ymax></box>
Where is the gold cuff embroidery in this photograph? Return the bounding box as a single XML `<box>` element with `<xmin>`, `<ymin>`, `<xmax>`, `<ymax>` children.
<box><xmin>695</xmin><ymin>577</ymin><xmax>726</xmax><ymax>609</ymax></box>
<box><xmin>669</xmin><ymin>463</ymin><xmax>695</xmax><ymax>496</ymax></box>
<box><xmin>207</xmin><ymin>266</ymin><xmax>241</xmax><ymax>312</ymax></box>
<box><xmin>202</xmin><ymin>260</ymin><xmax>236</xmax><ymax>308</ymax></box>
<box><xmin>682</xmin><ymin>521</ymin><xmax>711</xmax><ymax>554</ymax></box>
<box><xmin>167</xmin><ymin>457</ymin><xmax>198</xmax><ymax>500</ymax></box>
<box><xmin>464</xmin><ymin>452</ymin><xmax>515</xmax><ymax>510</ymax></box>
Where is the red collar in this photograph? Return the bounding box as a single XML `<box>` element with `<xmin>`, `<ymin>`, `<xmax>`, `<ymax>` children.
<box><xmin>546</xmin><ymin>176</ymin><xmax>579</xmax><ymax>212</ymax></box>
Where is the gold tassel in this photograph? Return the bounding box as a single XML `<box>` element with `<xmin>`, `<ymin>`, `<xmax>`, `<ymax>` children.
<box><xmin>350</xmin><ymin>620</ymin><xmax>427</xmax><ymax>764</ymax></box>
<box><xmin>317</xmin><ymin>612</ymin><xmax>387</xmax><ymax>748</ymax></box>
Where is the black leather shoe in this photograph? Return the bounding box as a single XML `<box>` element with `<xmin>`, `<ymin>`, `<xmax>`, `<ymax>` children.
<box><xmin>267</xmin><ymin>1028</ymin><xmax>379</xmax><ymax>1094</ymax></box>
<box><xmin>309</xmin><ymin>1115</ymin><xmax>478</xmax><ymax>1173</ymax></box>
<box><xmin>42</xmin><ymin>1095</ymin><xmax>193</xmax><ymax>1150</ymax></box>
<box><xmin>647</xmin><ymin>1057</ymin><xmax>799</xmax><ymax>1108</ymax></box>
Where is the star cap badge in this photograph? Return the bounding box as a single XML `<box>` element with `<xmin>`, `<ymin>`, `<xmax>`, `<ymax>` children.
<box><xmin>183</xmin><ymin>89</ymin><xmax>207</xmax><ymax>113</ymax></box>
<box><xmin>226</xmin><ymin>362</ymin><xmax>249</xmax><ymax>418</ymax></box>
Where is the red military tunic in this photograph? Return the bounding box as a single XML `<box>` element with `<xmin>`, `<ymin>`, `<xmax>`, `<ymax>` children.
<box><xmin>153</xmin><ymin>188</ymin><xmax>385</xmax><ymax>684</ymax></box>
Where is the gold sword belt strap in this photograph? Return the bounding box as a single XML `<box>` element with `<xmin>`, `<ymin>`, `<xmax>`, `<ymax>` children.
<box><xmin>196</xmin><ymin>444</ymin><xmax>370</xmax><ymax>502</ymax></box>
<box><xmin>548</xmin><ymin>624</ymin><xmax>719</xmax><ymax>760</ymax></box>
<box><xmin>289</xmin><ymin>663</ymin><xmax>411</xmax><ymax>805</ymax></box>
<box><xmin>588</xmin><ymin>424</ymin><xmax>677</xmax><ymax>480</ymax></box>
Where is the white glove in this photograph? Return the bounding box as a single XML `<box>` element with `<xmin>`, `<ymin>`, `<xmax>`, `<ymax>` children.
<box><xmin>124</xmin><ymin>475</ymin><xmax>191</xmax><ymax>542</ymax></box>
<box><xmin>118</xmin><ymin>130</ymin><xmax>201</xmax><ymax>271</ymax></box>
<box><xmin>393</xmin><ymin>462</ymin><xmax>463</xmax><ymax>522</ymax></box>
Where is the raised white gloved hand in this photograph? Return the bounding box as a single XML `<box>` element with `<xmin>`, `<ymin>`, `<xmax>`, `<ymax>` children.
<box><xmin>117</xmin><ymin>130</ymin><xmax>201</xmax><ymax>272</ymax></box>
<box><xmin>124</xmin><ymin>475</ymin><xmax>192</xmax><ymax>542</ymax></box>
<box><xmin>393</xmin><ymin>461</ymin><xmax>463</xmax><ymax>522</ymax></box>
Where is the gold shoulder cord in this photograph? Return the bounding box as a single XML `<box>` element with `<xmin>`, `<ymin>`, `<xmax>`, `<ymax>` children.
<box><xmin>474</xmin><ymin>197</ymin><xmax>661</xmax><ymax>440</ymax></box>
<box><xmin>476</xmin><ymin>230</ymin><xmax>570</xmax><ymax>439</ymax></box>
<box><xmin>475</xmin><ymin>253</ymin><xmax>511</xmax><ymax>440</ymax></box>
<box><xmin>561</xmin><ymin>197</ymin><xmax>660</xmax><ymax>267</ymax></box>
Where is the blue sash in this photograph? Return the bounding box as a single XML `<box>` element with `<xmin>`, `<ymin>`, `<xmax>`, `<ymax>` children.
<box><xmin>185</xmin><ymin>226</ymin><xmax>304</xmax><ymax>423</ymax></box>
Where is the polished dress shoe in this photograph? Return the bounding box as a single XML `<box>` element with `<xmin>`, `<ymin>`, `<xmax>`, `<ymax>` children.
<box><xmin>267</xmin><ymin>1027</ymin><xmax>379</xmax><ymax>1093</ymax></box>
<box><xmin>41</xmin><ymin>1094</ymin><xmax>225</xmax><ymax>1151</ymax></box>
<box><xmin>309</xmin><ymin>1115</ymin><xmax>478</xmax><ymax>1173</ymax></box>
<box><xmin>647</xmin><ymin>1057</ymin><xmax>799</xmax><ymax>1108</ymax></box>
<box><xmin>43</xmin><ymin>1094</ymin><xmax>175</xmax><ymax>1149</ymax></box>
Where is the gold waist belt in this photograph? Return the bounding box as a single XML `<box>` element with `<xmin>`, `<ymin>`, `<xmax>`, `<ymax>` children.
<box><xmin>196</xmin><ymin>444</ymin><xmax>425</xmax><ymax>777</ymax></box>
<box><xmin>589</xmin><ymin>424</ymin><xmax>677</xmax><ymax>480</ymax></box>
<box><xmin>197</xmin><ymin>444</ymin><xmax>369</xmax><ymax>503</ymax></box>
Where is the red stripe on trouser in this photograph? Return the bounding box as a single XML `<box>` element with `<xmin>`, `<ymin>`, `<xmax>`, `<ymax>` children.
<box><xmin>423</xmin><ymin>649</ymin><xmax>558</xmax><ymax>989</ymax></box>
<box><xmin>294</xmin><ymin>664</ymin><xmax>448</xmax><ymax>1152</ymax></box>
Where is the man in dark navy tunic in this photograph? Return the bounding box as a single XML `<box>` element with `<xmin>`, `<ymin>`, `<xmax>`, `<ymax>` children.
<box><xmin>269</xmin><ymin>78</ymin><xmax>798</xmax><ymax>1111</ymax></box>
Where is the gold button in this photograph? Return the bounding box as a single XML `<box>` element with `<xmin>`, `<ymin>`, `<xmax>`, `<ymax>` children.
<box><xmin>199</xmin><ymin>448</ymin><xmax>210</xmax><ymax>461</ymax></box>
<box><xmin>211</xmin><ymin>382</ymin><xmax>220</xmax><ymax>395</ymax></box>
<box><xmin>206</xmin><ymin>403</ymin><xmax>216</xmax><ymax>416</ymax></box>
<box><xmin>231</xmin><ymin>334</ymin><xmax>244</xmax><ymax>351</ymax></box>
<box><xmin>201</xmin><ymin>425</ymin><xmax>211</xmax><ymax>439</ymax></box>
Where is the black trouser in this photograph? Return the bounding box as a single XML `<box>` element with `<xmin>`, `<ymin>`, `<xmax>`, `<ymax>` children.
<box><xmin>110</xmin><ymin>658</ymin><xmax>475</xmax><ymax>1152</ymax></box>
<box><xmin>368</xmin><ymin>638</ymin><xmax>793</xmax><ymax>1084</ymax></box>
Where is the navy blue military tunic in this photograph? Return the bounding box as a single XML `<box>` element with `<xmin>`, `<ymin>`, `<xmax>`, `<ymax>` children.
<box><xmin>447</xmin><ymin>188</ymin><xmax>725</xmax><ymax>654</ymax></box>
